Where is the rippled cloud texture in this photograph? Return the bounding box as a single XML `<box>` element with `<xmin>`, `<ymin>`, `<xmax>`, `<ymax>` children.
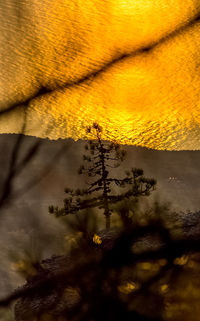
<box><xmin>1</xmin><ymin>0</ymin><xmax>200</xmax><ymax>149</ymax></box>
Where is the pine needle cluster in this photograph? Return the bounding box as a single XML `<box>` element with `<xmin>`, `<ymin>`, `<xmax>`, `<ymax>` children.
<box><xmin>49</xmin><ymin>123</ymin><xmax>156</xmax><ymax>228</ymax></box>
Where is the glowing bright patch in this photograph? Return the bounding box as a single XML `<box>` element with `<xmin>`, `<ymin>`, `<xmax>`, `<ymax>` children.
<box><xmin>118</xmin><ymin>281</ymin><xmax>137</xmax><ymax>294</ymax></box>
<box><xmin>93</xmin><ymin>234</ymin><xmax>102</xmax><ymax>245</ymax></box>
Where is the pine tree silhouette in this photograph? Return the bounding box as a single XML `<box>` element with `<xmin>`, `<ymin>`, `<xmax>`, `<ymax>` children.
<box><xmin>49</xmin><ymin>123</ymin><xmax>156</xmax><ymax>228</ymax></box>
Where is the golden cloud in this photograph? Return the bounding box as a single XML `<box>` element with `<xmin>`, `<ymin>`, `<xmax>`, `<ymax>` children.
<box><xmin>1</xmin><ymin>0</ymin><xmax>200</xmax><ymax>149</ymax></box>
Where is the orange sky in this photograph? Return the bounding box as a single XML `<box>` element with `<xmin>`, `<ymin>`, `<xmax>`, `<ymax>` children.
<box><xmin>1</xmin><ymin>0</ymin><xmax>200</xmax><ymax>149</ymax></box>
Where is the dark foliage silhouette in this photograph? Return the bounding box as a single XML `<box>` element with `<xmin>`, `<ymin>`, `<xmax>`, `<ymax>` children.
<box><xmin>1</xmin><ymin>211</ymin><xmax>198</xmax><ymax>321</ymax></box>
<box><xmin>49</xmin><ymin>123</ymin><xmax>156</xmax><ymax>228</ymax></box>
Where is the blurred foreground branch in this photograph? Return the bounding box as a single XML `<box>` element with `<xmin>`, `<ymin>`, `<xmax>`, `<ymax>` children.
<box><xmin>0</xmin><ymin>217</ymin><xmax>200</xmax><ymax>321</ymax></box>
